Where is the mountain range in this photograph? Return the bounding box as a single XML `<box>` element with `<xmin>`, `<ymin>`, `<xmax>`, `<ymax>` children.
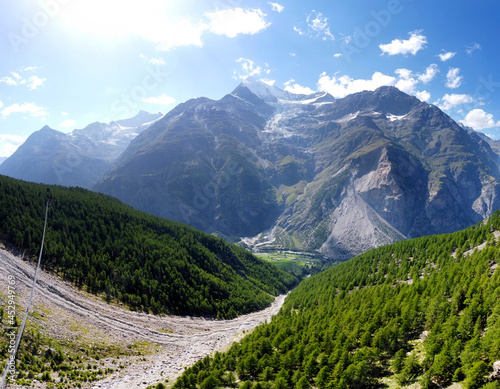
<box><xmin>3</xmin><ymin>78</ymin><xmax>500</xmax><ymax>259</ymax></box>
<box><xmin>0</xmin><ymin>110</ymin><xmax>162</xmax><ymax>189</ymax></box>
<box><xmin>92</xmin><ymin>78</ymin><xmax>500</xmax><ymax>259</ymax></box>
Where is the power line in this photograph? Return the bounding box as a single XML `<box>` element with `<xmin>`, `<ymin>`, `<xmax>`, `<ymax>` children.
<box><xmin>0</xmin><ymin>199</ymin><xmax>50</xmax><ymax>389</ymax></box>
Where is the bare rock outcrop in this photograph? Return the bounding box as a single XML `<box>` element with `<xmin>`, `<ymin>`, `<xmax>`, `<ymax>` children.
<box><xmin>489</xmin><ymin>360</ymin><xmax>500</xmax><ymax>381</ymax></box>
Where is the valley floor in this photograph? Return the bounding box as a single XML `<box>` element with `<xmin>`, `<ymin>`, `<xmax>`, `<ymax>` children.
<box><xmin>0</xmin><ymin>249</ymin><xmax>288</xmax><ymax>389</ymax></box>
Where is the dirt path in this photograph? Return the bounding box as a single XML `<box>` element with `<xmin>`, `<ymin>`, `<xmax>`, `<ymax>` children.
<box><xmin>0</xmin><ymin>248</ymin><xmax>288</xmax><ymax>388</ymax></box>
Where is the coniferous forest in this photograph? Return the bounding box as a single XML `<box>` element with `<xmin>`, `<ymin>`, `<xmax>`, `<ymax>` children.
<box><xmin>172</xmin><ymin>212</ymin><xmax>500</xmax><ymax>389</ymax></box>
<box><xmin>0</xmin><ymin>174</ymin><xmax>297</xmax><ymax>318</ymax></box>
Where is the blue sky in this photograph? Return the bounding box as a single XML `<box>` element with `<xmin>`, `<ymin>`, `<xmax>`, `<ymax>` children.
<box><xmin>1</xmin><ymin>0</ymin><xmax>500</xmax><ymax>157</ymax></box>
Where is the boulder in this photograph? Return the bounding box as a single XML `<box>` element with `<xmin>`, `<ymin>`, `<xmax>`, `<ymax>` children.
<box><xmin>489</xmin><ymin>360</ymin><xmax>500</xmax><ymax>381</ymax></box>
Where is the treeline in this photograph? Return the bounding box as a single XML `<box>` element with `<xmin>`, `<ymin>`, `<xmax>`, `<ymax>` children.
<box><xmin>0</xmin><ymin>175</ymin><xmax>297</xmax><ymax>318</ymax></box>
<box><xmin>172</xmin><ymin>212</ymin><xmax>500</xmax><ymax>388</ymax></box>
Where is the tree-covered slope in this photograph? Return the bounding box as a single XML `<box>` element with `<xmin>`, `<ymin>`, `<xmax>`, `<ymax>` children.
<box><xmin>173</xmin><ymin>212</ymin><xmax>500</xmax><ymax>388</ymax></box>
<box><xmin>0</xmin><ymin>174</ymin><xmax>297</xmax><ymax>318</ymax></box>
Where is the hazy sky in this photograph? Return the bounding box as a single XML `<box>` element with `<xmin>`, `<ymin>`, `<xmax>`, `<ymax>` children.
<box><xmin>1</xmin><ymin>0</ymin><xmax>499</xmax><ymax>157</ymax></box>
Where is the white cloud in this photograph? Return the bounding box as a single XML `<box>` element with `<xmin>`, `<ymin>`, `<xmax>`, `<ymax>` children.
<box><xmin>153</xmin><ymin>20</ymin><xmax>207</xmax><ymax>51</ymax></box>
<box><xmin>62</xmin><ymin>2</ymin><xmax>270</xmax><ymax>51</ymax></box>
<box><xmin>437</xmin><ymin>93</ymin><xmax>473</xmax><ymax>111</ymax></box>
<box><xmin>268</xmin><ymin>2</ymin><xmax>284</xmax><ymax>12</ymax></box>
<box><xmin>395</xmin><ymin>68</ymin><xmax>412</xmax><ymax>79</ymax></box>
<box><xmin>61</xmin><ymin>111</ymin><xmax>69</xmax><ymax>116</ymax></box>
<box><xmin>62</xmin><ymin>0</ymin><xmax>206</xmax><ymax>50</ymax></box>
<box><xmin>28</xmin><ymin>76</ymin><xmax>45</xmax><ymax>90</ymax></box>
<box><xmin>307</xmin><ymin>11</ymin><xmax>334</xmax><ymax>41</ymax></box>
<box><xmin>260</xmin><ymin>79</ymin><xmax>276</xmax><ymax>86</ymax></box>
<box><xmin>142</xmin><ymin>94</ymin><xmax>176</xmax><ymax>105</ymax></box>
<box><xmin>379</xmin><ymin>30</ymin><xmax>427</xmax><ymax>56</ymax></box>
<box><xmin>234</xmin><ymin>58</ymin><xmax>271</xmax><ymax>80</ymax></box>
<box><xmin>236</xmin><ymin>58</ymin><xmax>261</xmax><ymax>77</ymax></box>
<box><xmin>438</xmin><ymin>51</ymin><xmax>456</xmax><ymax>62</ymax></box>
<box><xmin>206</xmin><ymin>8</ymin><xmax>270</xmax><ymax>38</ymax></box>
<box><xmin>284</xmin><ymin>79</ymin><xmax>315</xmax><ymax>95</ymax></box>
<box><xmin>333</xmin><ymin>53</ymin><xmax>343</xmax><ymax>58</ymax></box>
<box><xmin>22</xmin><ymin>66</ymin><xmax>38</xmax><ymax>71</ymax></box>
<box><xmin>446</xmin><ymin>67</ymin><xmax>462</xmax><ymax>89</ymax></box>
<box><xmin>1</xmin><ymin>103</ymin><xmax>47</xmax><ymax>117</ymax></box>
<box><xmin>0</xmin><ymin>74</ymin><xmax>18</xmax><ymax>86</ymax></box>
<box><xmin>317</xmin><ymin>71</ymin><xmax>396</xmax><ymax>98</ymax></box>
<box><xmin>59</xmin><ymin>119</ymin><xmax>76</xmax><ymax>128</ymax></box>
<box><xmin>416</xmin><ymin>91</ymin><xmax>431</xmax><ymax>102</ymax></box>
<box><xmin>319</xmin><ymin>66</ymin><xmax>435</xmax><ymax>101</ymax></box>
<box><xmin>0</xmin><ymin>134</ymin><xmax>28</xmax><ymax>158</ymax></box>
<box><xmin>0</xmin><ymin>69</ymin><xmax>46</xmax><ymax>90</ymax></box>
<box><xmin>139</xmin><ymin>54</ymin><xmax>166</xmax><ymax>65</ymax></box>
<box><xmin>341</xmin><ymin>34</ymin><xmax>353</xmax><ymax>44</ymax></box>
<box><xmin>293</xmin><ymin>26</ymin><xmax>305</xmax><ymax>35</ymax></box>
<box><xmin>460</xmin><ymin>109</ymin><xmax>500</xmax><ymax>130</ymax></box>
<box><xmin>393</xmin><ymin>65</ymin><xmax>438</xmax><ymax>99</ymax></box>
<box><xmin>149</xmin><ymin>57</ymin><xmax>165</xmax><ymax>65</ymax></box>
<box><xmin>418</xmin><ymin>64</ymin><xmax>439</xmax><ymax>84</ymax></box>
<box><xmin>294</xmin><ymin>10</ymin><xmax>334</xmax><ymax>40</ymax></box>
<box><xmin>466</xmin><ymin>42</ymin><xmax>481</xmax><ymax>55</ymax></box>
<box><xmin>395</xmin><ymin>68</ymin><xmax>418</xmax><ymax>94</ymax></box>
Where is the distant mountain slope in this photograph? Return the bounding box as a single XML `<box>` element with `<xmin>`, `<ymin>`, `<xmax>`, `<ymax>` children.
<box><xmin>172</xmin><ymin>212</ymin><xmax>500</xmax><ymax>388</ymax></box>
<box><xmin>0</xmin><ymin>174</ymin><xmax>297</xmax><ymax>317</ymax></box>
<box><xmin>95</xmin><ymin>80</ymin><xmax>500</xmax><ymax>259</ymax></box>
<box><xmin>0</xmin><ymin>111</ymin><xmax>162</xmax><ymax>189</ymax></box>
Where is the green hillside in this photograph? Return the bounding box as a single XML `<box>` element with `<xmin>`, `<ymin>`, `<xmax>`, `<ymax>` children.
<box><xmin>172</xmin><ymin>212</ymin><xmax>500</xmax><ymax>388</ymax></box>
<box><xmin>0</xmin><ymin>174</ymin><xmax>297</xmax><ymax>318</ymax></box>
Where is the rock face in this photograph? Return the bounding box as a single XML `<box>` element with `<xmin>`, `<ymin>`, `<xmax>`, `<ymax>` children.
<box><xmin>0</xmin><ymin>111</ymin><xmax>162</xmax><ymax>189</ymax></box>
<box><xmin>489</xmin><ymin>360</ymin><xmax>500</xmax><ymax>381</ymax></box>
<box><xmin>95</xmin><ymin>80</ymin><xmax>500</xmax><ymax>259</ymax></box>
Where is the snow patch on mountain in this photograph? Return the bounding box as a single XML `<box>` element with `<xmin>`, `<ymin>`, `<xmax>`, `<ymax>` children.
<box><xmin>387</xmin><ymin>113</ymin><xmax>407</xmax><ymax>121</ymax></box>
<box><xmin>230</xmin><ymin>93</ymin><xmax>255</xmax><ymax>106</ymax></box>
<box><xmin>336</xmin><ymin>111</ymin><xmax>360</xmax><ymax>123</ymax></box>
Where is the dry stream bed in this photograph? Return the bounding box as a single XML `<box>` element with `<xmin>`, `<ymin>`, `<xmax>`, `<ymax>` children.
<box><xmin>0</xmin><ymin>248</ymin><xmax>288</xmax><ymax>389</ymax></box>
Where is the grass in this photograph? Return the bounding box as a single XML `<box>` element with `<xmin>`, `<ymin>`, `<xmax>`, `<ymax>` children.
<box><xmin>279</xmin><ymin>181</ymin><xmax>306</xmax><ymax>206</ymax></box>
<box><xmin>254</xmin><ymin>251</ymin><xmax>322</xmax><ymax>275</ymax></box>
<box><xmin>266</xmin><ymin>258</ymin><xmax>306</xmax><ymax>273</ymax></box>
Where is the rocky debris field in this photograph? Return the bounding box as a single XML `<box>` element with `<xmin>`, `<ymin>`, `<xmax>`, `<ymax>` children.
<box><xmin>0</xmin><ymin>248</ymin><xmax>287</xmax><ymax>388</ymax></box>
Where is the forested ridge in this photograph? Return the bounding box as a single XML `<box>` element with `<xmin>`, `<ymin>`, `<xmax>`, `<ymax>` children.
<box><xmin>0</xmin><ymin>174</ymin><xmax>297</xmax><ymax>318</ymax></box>
<box><xmin>173</xmin><ymin>212</ymin><xmax>500</xmax><ymax>388</ymax></box>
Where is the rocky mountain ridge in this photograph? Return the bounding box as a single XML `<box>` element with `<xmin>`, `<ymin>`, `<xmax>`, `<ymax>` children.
<box><xmin>0</xmin><ymin>110</ymin><xmax>162</xmax><ymax>189</ymax></box>
<box><xmin>95</xmin><ymin>80</ymin><xmax>500</xmax><ymax>258</ymax></box>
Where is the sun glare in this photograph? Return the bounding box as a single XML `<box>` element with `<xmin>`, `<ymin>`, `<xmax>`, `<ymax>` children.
<box><xmin>60</xmin><ymin>0</ymin><xmax>176</xmax><ymax>39</ymax></box>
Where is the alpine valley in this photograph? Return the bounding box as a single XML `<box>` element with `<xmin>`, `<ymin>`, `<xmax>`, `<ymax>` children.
<box><xmin>91</xmin><ymin>78</ymin><xmax>500</xmax><ymax>259</ymax></box>
<box><xmin>2</xmin><ymin>77</ymin><xmax>500</xmax><ymax>389</ymax></box>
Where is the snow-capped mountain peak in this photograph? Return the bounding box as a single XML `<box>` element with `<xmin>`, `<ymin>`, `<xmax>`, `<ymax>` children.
<box><xmin>115</xmin><ymin>110</ymin><xmax>163</xmax><ymax>128</ymax></box>
<box><xmin>241</xmin><ymin>76</ymin><xmax>317</xmax><ymax>104</ymax></box>
<box><xmin>70</xmin><ymin>111</ymin><xmax>163</xmax><ymax>144</ymax></box>
<box><xmin>0</xmin><ymin>110</ymin><xmax>163</xmax><ymax>189</ymax></box>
